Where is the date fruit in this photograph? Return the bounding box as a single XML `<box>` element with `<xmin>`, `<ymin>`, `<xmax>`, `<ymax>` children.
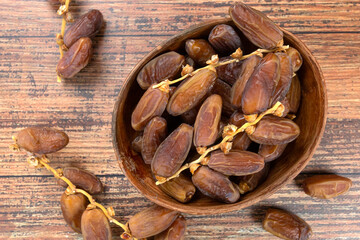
<box><xmin>286</xmin><ymin>47</ymin><xmax>303</xmax><ymax>72</ymax></box>
<box><xmin>185</xmin><ymin>39</ymin><xmax>216</xmax><ymax>66</ymax></box>
<box><xmin>271</xmin><ymin>52</ymin><xmax>293</xmax><ymax>105</ymax></box>
<box><xmin>192</xmin><ymin>166</ymin><xmax>240</xmax><ymax>203</ymax></box>
<box><xmin>57</xmin><ymin>37</ymin><xmax>93</xmax><ymax>78</ymax></box>
<box><xmin>58</xmin><ymin>167</ymin><xmax>103</xmax><ymax>195</ymax></box>
<box><xmin>249</xmin><ymin>116</ymin><xmax>300</xmax><ymax>145</ymax></box>
<box><xmin>128</xmin><ymin>205</ymin><xmax>179</xmax><ymax>239</ymax></box>
<box><xmin>131</xmin><ymin>85</ymin><xmax>169</xmax><ymax>131</ymax></box>
<box><xmin>194</xmin><ymin>94</ymin><xmax>222</xmax><ymax>147</ymax></box>
<box><xmin>64</xmin><ymin>9</ymin><xmax>103</xmax><ymax>48</ymax></box>
<box><xmin>231</xmin><ymin>55</ymin><xmax>262</xmax><ymax>108</ymax></box>
<box><xmin>141</xmin><ymin>117</ymin><xmax>167</xmax><ymax>164</ymax></box>
<box><xmin>286</xmin><ymin>75</ymin><xmax>301</xmax><ymax>113</ymax></box>
<box><xmin>211</xmin><ymin>79</ymin><xmax>236</xmax><ymax>117</ymax></box>
<box><xmin>263</xmin><ymin>208</ymin><xmax>312</xmax><ymax>240</ymax></box>
<box><xmin>167</xmin><ymin>68</ymin><xmax>217</xmax><ymax>116</ymax></box>
<box><xmin>81</xmin><ymin>208</ymin><xmax>112</xmax><ymax>240</ymax></box>
<box><xmin>137</xmin><ymin>51</ymin><xmax>185</xmax><ymax>89</ymax></box>
<box><xmin>16</xmin><ymin>127</ymin><xmax>69</xmax><ymax>154</ymax></box>
<box><xmin>208</xmin><ymin>24</ymin><xmax>242</xmax><ymax>54</ymax></box>
<box><xmin>258</xmin><ymin>144</ymin><xmax>287</xmax><ymax>162</ymax></box>
<box><xmin>181</xmin><ymin>107</ymin><xmax>199</xmax><ymax>125</ymax></box>
<box><xmin>216</xmin><ymin>56</ymin><xmax>243</xmax><ymax>85</ymax></box>
<box><xmin>154</xmin><ymin>215</ymin><xmax>187</xmax><ymax>240</ymax></box>
<box><xmin>232</xmin><ymin>133</ymin><xmax>252</xmax><ymax>151</ymax></box>
<box><xmin>238</xmin><ymin>164</ymin><xmax>269</xmax><ymax>194</ymax></box>
<box><xmin>132</xmin><ymin>135</ymin><xmax>143</xmax><ymax>153</ymax></box>
<box><xmin>208</xmin><ymin>150</ymin><xmax>264</xmax><ymax>176</ymax></box>
<box><xmin>303</xmin><ymin>174</ymin><xmax>352</xmax><ymax>199</ymax></box>
<box><xmin>152</xmin><ymin>124</ymin><xmax>193</xmax><ymax>178</ymax></box>
<box><xmin>159</xmin><ymin>173</ymin><xmax>196</xmax><ymax>203</ymax></box>
<box><xmin>60</xmin><ymin>192</ymin><xmax>89</xmax><ymax>233</ymax></box>
<box><xmin>230</xmin><ymin>2</ymin><xmax>283</xmax><ymax>49</ymax></box>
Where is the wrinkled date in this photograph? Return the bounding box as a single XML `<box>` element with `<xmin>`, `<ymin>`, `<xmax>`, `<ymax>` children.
<box><xmin>238</xmin><ymin>164</ymin><xmax>269</xmax><ymax>194</ymax></box>
<box><xmin>211</xmin><ymin>79</ymin><xmax>236</xmax><ymax>117</ymax></box>
<box><xmin>229</xmin><ymin>111</ymin><xmax>252</xmax><ymax>150</ymax></box>
<box><xmin>249</xmin><ymin>116</ymin><xmax>300</xmax><ymax>145</ymax></box>
<box><xmin>263</xmin><ymin>208</ymin><xmax>312</xmax><ymax>240</ymax></box>
<box><xmin>192</xmin><ymin>166</ymin><xmax>240</xmax><ymax>203</ymax></box>
<box><xmin>270</xmin><ymin>52</ymin><xmax>293</xmax><ymax>105</ymax></box>
<box><xmin>81</xmin><ymin>208</ymin><xmax>112</xmax><ymax>240</ymax></box>
<box><xmin>208</xmin><ymin>24</ymin><xmax>243</xmax><ymax>54</ymax></box>
<box><xmin>141</xmin><ymin>117</ymin><xmax>167</xmax><ymax>164</ymax></box>
<box><xmin>258</xmin><ymin>144</ymin><xmax>288</xmax><ymax>162</ymax></box>
<box><xmin>194</xmin><ymin>94</ymin><xmax>222</xmax><ymax>148</ymax></box>
<box><xmin>159</xmin><ymin>173</ymin><xmax>196</xmax><ymax>203</ymax></box>
<box><xmin>154</xmin><ymin>215</ymin><xmax>187</xmax><ymax>240</ymax></box>
<box><xmin>16</xmin><ymin>127</ymin><xmax>69</xmax><ymax>154</ymax></box>
<box><xmin>185</xmin><ymin>39</ymin><xmax>216</xmax><ymax>66</ymax></box>
<box><xmin>64</xmin><ymin>9</ymin><xmax>104</xmax><ymax>48</ymax></box>
<box><xmin>208</xmin><ymin>150</ymin><xmax>264</xmax><ymax>176</ymax></box>
<box><xmin>152</xmin><ymin>124</ymin><xmax>193</xmax><ymax>178</ymax></box>
<box><xmin>137</xmin><ymin>51</ymin><xmax>185</xmax><ymax>89</ymax></box>
<box><xmin>128</xmin><ymin>205</ymin><xmax>179</xmax><ymax>239</ymax></box>
<box><xmin>230</xmin><ymin>2</ymin><xmax>283</xmax><ymax>49</ymax></box>
<box><xmin>58</xmin><ymin>167</ymin><xmax>103</xmax><ymax>195</ymax></box>
<box><xmin>167</xmin><ymin>68</ymin><xmax>217</xmax><ymax>116</ymax></box>
<box><xmin>286</xmin><ymin>75</ymin><xmax>301</xmax><ymax>113</ymax></box>
<box><xmin>57</xmin><ymin>37</ymin><xmax>93</xmax><ymax>78</ymax></box>
<box><xmin>241</xmin><ymin>53</ymin><xmax>280</xmax><ymax>114</ymax></box>
<box><xmin>216</xmin><ymin>56</ymin><xmax>243</xmax><ymax>85</ymax></box>
<box><xmin>131</xmin><ymin>135</ymin><xmax>143</xmax><ymax>153</ymax></box>
<box><xmin>303</xmin><ymin>174</ymin><xmax>352</xmax><ymax>199</ymax></box>
<box><xmin>286</xmin><ymin>47</ymin><xmax>303</xmax><ymax>72</ymax></box>
<box><xmin>60</xmin><ymin>192</ymin><xmax>89</xmax><ymax>233</ymax></box>
<box><xmin>131</xmin><ymin>85</ymin><xmax>169</xmax><ymax>131</ymax></box>
<box><xmin>231</xmin><ymin>55</ymin><xmax>262</xmax><ymax>108</ymax></box>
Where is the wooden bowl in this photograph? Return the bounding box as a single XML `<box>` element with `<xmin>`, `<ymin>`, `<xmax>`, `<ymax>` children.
<box><xmin>112</xmin><ymin>18</ymin><xmax>327</xmax><ymax>215</ymax></box>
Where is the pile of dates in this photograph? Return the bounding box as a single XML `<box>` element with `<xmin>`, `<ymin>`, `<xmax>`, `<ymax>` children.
<box><xmin>131</xmin><ymin>1</ymin><xmax>303</xmax><ymax>204</ymax></box>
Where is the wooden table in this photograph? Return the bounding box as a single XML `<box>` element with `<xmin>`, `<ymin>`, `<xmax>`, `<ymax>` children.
<box><xmin>1</xmin><ymin>0</ymin><xmax>359</xmax><ymax>239</ymax></box>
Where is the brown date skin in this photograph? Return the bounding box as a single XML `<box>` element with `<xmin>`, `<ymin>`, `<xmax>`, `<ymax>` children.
<box><xmin>132</xmin><ymin>135</ymin><xmax>143</xmax><ymax>153</ymax></box>
<box><xmin>141</xmin><ymin>117</ymin><xmax>167</xmax><ymax>164</ymax></box>
<box><xmin>159</xmin><ymin>173</ymin><xmax>196</xmax><ymax>203</ymax></box>
<box><xmin>216</xmin><ymin>56</ymin><xmax>243</xmax><ymax>86</ymax></box>
<box><xmin>229</xmin><ymin>110</ymin><xmax>246</xmax><ymax>127</ymax></box>
<box><xmin>154</xmin><ymin>215</ymin><xmax>186</xmax><ymax>240</ymax></box>
<box><xmin>271</xmin><ymin>52</ymin><xmax>293</xmax><ymax>106</ymax></box>
<box><xmin>152</xmin><ymin>124</ymin><xmax>193</xmax><ymax>178</ymax></box>
<box><xmin>16</xmin><ymin>127</ymin><xmax>69</xmax><ymax>154</ymax></box>
<box><xmin>56</xmin><ymin>37</ymin><xmax>93</xmax><ymax>78</ymax></box>
<box><xmin>181</xmin><ymin>107</ymin><xmax>198</xmax><ymax>125</ymax></box>
<box><xmin>131</xmin><ymin>85</ymin><xmax>169</xmax><ymax>131</ymax></box>
<box><xmin>286</xmin><ymin>47</ymin><xmax>303</xmax><ymax>72</ymax></box>
<box><xmin>185</xmin><ymin>39</ymin><xmax>216</xmax><ymax>66</ymax></box>
<box><xmin>167</xmin><ymin>69</ymin><xmax>217</xmax><ymax>116</ymax></box>
<box><xmin>229</xmin><ymin>111</ymin><xmax>252</xmax><ymax>150</ymax></box>
<box><xmin>137</xmin><ymin>51</ymin><xmax>185</xmax><ymax>89</ymax></box>
<box><xmin>208</xmin><ymin>150</ymin><xmax>264</xmax><ymax>176</ymax></box>
<box><xmin>192</xmin><ymin>166</ymin><xmax>240</xmax><ymax>203</ymax></box>
<box><xmin>258</xmin><ymin>144</ymin><xmax>288</xmax><ymax>162</ymax></box>
<box><xmin>229</xmin><ymin>2</ymin><xmax>283</xmax><ymax>49</ymax></box>
<box><xmin>60</xmin><ymin>192</ymin><xmax>89</xmax><ymax>233</ymax></box>
<box><xmin>241</xmin><ymin>53</ymin><xmax>280</xmax><ymax>115</ymax></box>
<box><xmin>128</xmin><ymin>205</ymin><xmax>179</xmax><ymax>239</ymax></box>
<box><xmin>211</xmin><ymin>78</ymin><xmax>236</xmax><ymax>117</ymax></box>
<box><xmin>286</xmin><ymin>75</ymin><xmax>301</xmax><ymax>113</ymax></box>
<box><xmin>303</xmin><ymin>175</ymin><xmax>352</xmax><ymax>199</ymax></box>
<box><xmin>81</xmin><ymin>208</ymin><xmax>112</xmax><ymax>240</ymax></box>
<box><xmin>279</xmin><ymin>98</ymin><xmax>291</xmax><ymax>117</ymax></box>
<box><xmin>64</xmin><ymin>9</ymin><xmax>103</xmax><ymax>48</ymax></box>
<box><xmin>263</xmin><ymin>208</ymin><xmax>312</xmax><ymax>240</ymax></box>
<box><xmin>194</xmin><ymin>94</ymin><xmax>222</xmax><ymax>148</ymax></box>
<box><xmin>249</xmin><ymin>116</ymin><xmax>300</xmax><ymax>145</ymax></box>
<box><xmin>238</xmin><ymin>164</ymin><xmax>269</xmax><ymax>194</ymax></box>
<box><xmin>231</xmin><ymin>55</ymin><xmax>262</xmax><ymax>108</ymax></box>
<box><xmin>58</xmin><ymin>167</ymin><xmax>103</xmax><ymax>195</ymax></box>
<box><xmin>208</xmin><ymin>24</ymin><xmax>243</xmax><ymax>54</ymax></box>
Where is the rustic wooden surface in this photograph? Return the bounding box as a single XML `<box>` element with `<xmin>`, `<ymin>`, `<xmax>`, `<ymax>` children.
<box><xmin>0</xmin><ymin>0</ymin><xmax>359</xmax><ymax>239</ymax></box>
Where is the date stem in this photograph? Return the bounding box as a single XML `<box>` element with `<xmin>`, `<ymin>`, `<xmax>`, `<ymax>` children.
<box><xmin>155</xmin><ymin>101</ymin><xmax>282</xmax><ymax>185</ymax></box>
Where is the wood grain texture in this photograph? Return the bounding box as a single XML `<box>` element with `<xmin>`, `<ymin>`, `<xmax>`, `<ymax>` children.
<box><xmin>0</xmin><ymin>0</ymin><xmax>359</xmax><ymax>239</ymax></box>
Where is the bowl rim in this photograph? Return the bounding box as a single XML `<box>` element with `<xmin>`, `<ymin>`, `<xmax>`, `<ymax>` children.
<box><xmin>112</xmin><ymin>18</ymin><xmax>328</xmax><ymax>215</ymax></box>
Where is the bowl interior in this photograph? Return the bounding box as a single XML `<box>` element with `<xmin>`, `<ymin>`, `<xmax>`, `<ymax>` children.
<box><xmin>112</xmin><ymin>18</ymin><xmax>327</xmax><ymax>215</ymax></box>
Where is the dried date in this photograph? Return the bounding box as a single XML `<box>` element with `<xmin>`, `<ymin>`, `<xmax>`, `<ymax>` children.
<box><xmin>238</xmin><ymin>164</ymin><xmax>269</xmax><ymax>194</ymax></box>
<box><xmin>185</xmin><ymin>39</ymin><xmax>216</xmax><ymax>66</ymax></box>
<box><xmin>128</xmin><ymin>205</ymin><xmax>179</xmax><ymax>239</ymax></box>
<box><xmin>81</xmin><ymin>208</ymin><xmax>112</xmax><ymax>240</ymax></box>
<box><xmin>211</xmin><ymin>78</ymin><xmax>236</xmax><ymax>117</ymax></box>
<box><xmin>263</xmin><ymin>208</ymin><xmax>312</xmax><ymax>240</ymax></box>
<box><xmin>64</xmin><ymin>9</ymin><xmax>103</xmax><ymax>48</ymax></box>
<box><xmin>216</xmin><ymin>56</ymin><xmax>243</xmax><ymax>85</ymax></box>
<box><xmin>286</xmin><ymin>75</ymin><xmax>301</xmax><ymax>113</ymax></box>
<box><xmin>271</xmin><ymin>52</ymin><xmax>293</xmax><ymax>105</ymax></box>
<box><xmin>303</xmin><ymin>174</ymin><xmax>352</xmax><ymax>199</ymax></box>
<box><xmin>258</xmin><ymin>144</ymin><xmax>287</xmax><ymax>162</ymax></box>
<box><xmin>132</xmin><ymin>135</ymin><xmax>143</xmax><ymax>153</ymax></box>
<box><xmin>208</xmin><ymin>24</ymin><xmax>242</xmax><ymax>54</ymax></box>
<box><xmin>131</xmin><ymin>85</ymin><xmax>169</xmax><ymax>131</ymax></box>
<box><xmin>57</xmin><ymin>37</ymin><xmax>93</xmax><ymax>78</ymax></box>
<box><xmin>16</xmin><ymin>127</ymin><xmax>69</xmax><ymax>154</ymax></box>
<box><xmin>286</xmin><ymin>47</ymin><xmax>303</xmax><ymax>72</ymax></box>
<box><xmin>60</xmin><ymin>192</ymin><xmax>89</xmax><ymax>233</ymax></box>
<box><xmin>137</xmin><ymin>51</ymin><xmax>185</xmax><ymax>89</ymax></box>
<box><xmin>154</xmin><ymin>215</ymin><xmax>187</xmax><ymax>240</ymax></box>
<box><xmin>159</xmin><ymin>173</ymin><xmax>196</xmax><ymax>203</ymax></box>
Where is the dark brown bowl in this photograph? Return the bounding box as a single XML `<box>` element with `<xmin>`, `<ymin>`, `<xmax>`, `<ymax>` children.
<box><xmin>112</xmin><ymin>18</ymin><xmax>327</xmax><ymax>215</ymax></box>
